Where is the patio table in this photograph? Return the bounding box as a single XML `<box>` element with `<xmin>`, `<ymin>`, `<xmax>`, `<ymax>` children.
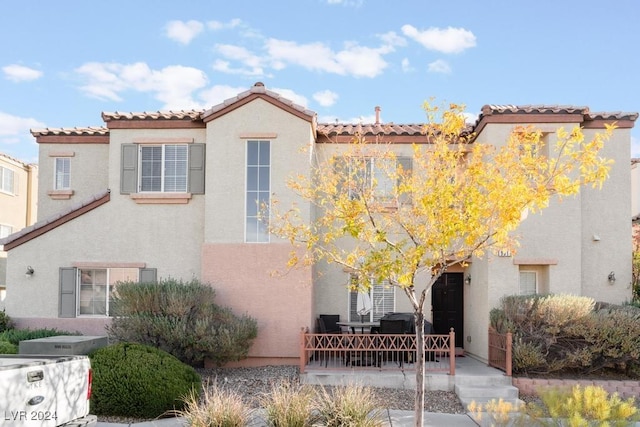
<box><xmin>336</xmin><ymin>321</ymin><xmax>380</xmax><ymax>334</ymax></box>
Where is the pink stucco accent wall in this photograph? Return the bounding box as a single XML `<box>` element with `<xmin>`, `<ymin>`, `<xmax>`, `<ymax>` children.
<box><xmin>201</xmin><ymin>243</ymin><xmax>313</xmax><ymax>366</ymax></box>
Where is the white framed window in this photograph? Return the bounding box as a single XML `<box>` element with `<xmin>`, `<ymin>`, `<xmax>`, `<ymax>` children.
<box><xmin>349</xmin><ymin>281</ymin><xmax>395</xmax><ymax>321</ymax></box>
<box><xmin>342</xmin><ymin>156</ymin><xmax>411</xmax><ymax>203</ymax></box>
<box><xmin>246</xmin><ymin>140</ymin><xmax>270</xmax><ymax>243</ymax></box>
<box><xmin>0</xmin><ymin>166</ymin><xmax>15</xmax><ymax>194</ymax></box>
<box><xmin>77</xmin><ymin>267</ymin><xmax>138</xmax><ymax>316</ymax></box>
<box><xmin>0</xmin><ymin>224</ymin><xmax>12</xmax><ymax>238</ymax></box>
<box><xmin>139</xmin><ymin>144</ymin><xmax>188</xmax><ymax>192</ymax></box>
<box><xmin>54</xmin><ymin>158</ymin><xmax>71</xmax><ymax>190</ymax></box>
<box><xmin>519</xmin><ymin>271</ymin><xmax>538</xmax><ymax>295</ymax></box>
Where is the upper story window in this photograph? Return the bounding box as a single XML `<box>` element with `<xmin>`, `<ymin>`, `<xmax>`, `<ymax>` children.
<box><xmin>140</xmin><ymin>145</ymin><xmax>188</xmax><ymax>192</ymax></box>
<box><xmin>246</xmin><ymin>140</ymin><xmax>270</xmax><ymax>243</ymax></box>
<box><xmin>0</xmin><ymin>166</ymin><xmax>15</xmax><ymax>194</ymax></box>
<box><xmin>120</xmin><ymin>142</ymin><xmax>205</xmax><ymax>203</ymax></box>
<box><xmin>54</xmin><ymin>158</ymin><xmax>71</xmax><ymax>190</ymax></box>
<box><xmin>339</xmin><ymin>156</ymin><xmax>412</xmax><ymax>203</ymax></box>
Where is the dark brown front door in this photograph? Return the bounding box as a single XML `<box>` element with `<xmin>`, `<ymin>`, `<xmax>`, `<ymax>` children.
<box><xmin>431</xmin><ymin>273</ymin><xmax>464</xmax><ymax>348</ymax></box>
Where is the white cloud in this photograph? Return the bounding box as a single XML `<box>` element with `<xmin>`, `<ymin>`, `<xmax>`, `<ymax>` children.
<box><xmin>313</xmin><ymin>90</ymin><xmax>339</xmax><ymax>107</ymax></box>
<box><xmin>265</xmin><ymin>39</ymin><xmax>389</xmax><ymax>78</ymax></box>
<box><xmin>3</xmin><ymin>64</ymin><xmax>43</xmax><ymax>82</ymax></box>
<box><xmin>207</xmin><ymin>18</ymin><xmax>242</xmax><ymax>30</ymax></box>
<box><xmin>401</xmin><ymin>25</ymin><xmax>476</xmax><ymax>54</ymax></box>
<box><xmin>428</xmin><ymin>59</ymin><xmax>451</xmax><ymax>74</ymax></box>
<box><xmin>165</xmin><ymin>20</ymin><xmax>204</xmax><ymax>45</ymax></box>
<box><xmin>213</xmin><ymin>44</ymin><xmax>266</xmax><ymax>75</ymax></box>
<box><xmin>75</xmin><ymin>62</ymin><xmax>208</xmax><ymax>109</ymax></box>
<box><xmin>463</xmin><ymin>112</ymin><xmax>478</xmax><ymax>124</ymax></box>
<box><xmin>0</xmin><ymin>112</ymin><xmax>45</xmax><ymax>145</ymax></box>
<box><xmin>631</xmin><ymin>135</ymin><xmax>640</xmax><ymax>158</ymax></box>
<box><xmin>198</xmin><ymin>84</ymin><xmax>248</xmax><ymax>108</ymax></box>
<box><xmin>271</xmin><ymin>87</ymin><xmax>309</xmax><ymax>107</ymax></box>
<box><xmin>379</xmin><ymin>31</ymin><xmax>406</xmax><ymax>48</ymax></box>
<box><xmin>401</xmin><ymin>58</ymin><xmax>413</xmax><ymax>72</ymax></box>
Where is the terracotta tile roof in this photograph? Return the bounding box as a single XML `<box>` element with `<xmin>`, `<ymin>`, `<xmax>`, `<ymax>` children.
<box><xmin>202</xmin><ymin>81</ymin><xmax>315</xmax><ymax>121</ymax></box>
<box><xmin>0</xmin><ymin>189</ymin><xmax>110</xmax><ymax>250</ymax></box>
<box><xmin>0</xmin><ymin>152</ymin><xmax>35</xmax><ymax>167</ymax></box>
<box><xmin>479</xmin><ymin>104</ymin><xmax>638</xmax><ymax>122</ymax></box>
<box><xmin>30</xmin><ymin>126</ymin><xmax>109</xmax><ymax>137</ymax></box>
<box><xmin>316</xmin><ymin>123</ymin><xmax>425</xmax><ymax>136</ymax></box>
<box><xmin>101</xmin><ymin>110</ymin><xmax>202</xmax><ymax>121</ymax></box>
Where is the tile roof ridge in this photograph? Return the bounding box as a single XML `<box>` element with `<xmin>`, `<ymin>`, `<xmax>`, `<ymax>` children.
<box><xmin>30</xmin><ymin>126</ymin><xmax>109</xmax><ymax>137</ymax></box>
<box><xmin>202</xmin><ymin>82</ymin><xmax>315</xmax><ymax>119</ymax></box>
<box><xmin>0</xmin><ymin>151</ymin><xmax>35</xmax><ymax>167</ymax></box>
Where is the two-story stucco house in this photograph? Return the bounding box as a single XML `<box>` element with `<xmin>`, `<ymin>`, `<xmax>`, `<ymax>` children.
<box><xmin>0</xmin><ymin>82</ymin><xmax>636</xmax><ymax>365</ymax></box>
<box><xmin>0</xmin><ymin>153</ymin><xmax>37</xmax><ymax>303</ymax></box>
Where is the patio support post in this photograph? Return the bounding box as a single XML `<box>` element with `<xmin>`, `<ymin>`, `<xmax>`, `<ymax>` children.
<box><xmin>449</xmin><ymin>328</ymin><xmax>455</xmax><ymax>376</ymax></box>
<box><xmin>300</xmin><ymin>327</ymin><xmax>307</xmax><ymax>374</ymax></box>
<box><xmin>506</xmin><ymin>331</ymin><xmax>512</xmax><ymax>377</ymax></box>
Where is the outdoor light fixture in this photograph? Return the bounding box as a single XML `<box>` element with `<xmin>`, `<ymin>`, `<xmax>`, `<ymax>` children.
<box><xmin>25</xmin><ymin>266</ymin><xmax>34</xmax><ymax>277</ymax></box>
<box><xmin>465</xmin><ymin>275</ymin><xmax>471</xmax><ymax>285</ymax></box>
<box><xmin>608</xmin><ymin>271</ymin><xmax>616</xmax><ymax>285</ymax></box>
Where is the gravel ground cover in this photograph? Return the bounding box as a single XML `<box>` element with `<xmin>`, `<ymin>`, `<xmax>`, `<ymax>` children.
<box><xmin>97</xmin><ymin>365</ymin><xmax>466</xmax><ymax>424</ymax></box>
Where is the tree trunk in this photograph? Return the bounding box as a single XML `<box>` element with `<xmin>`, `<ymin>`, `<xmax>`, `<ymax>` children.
<box><xmin>413</xmin><ymin>309</ymin><xmax>426</xmax><ymax>426</ymax></box>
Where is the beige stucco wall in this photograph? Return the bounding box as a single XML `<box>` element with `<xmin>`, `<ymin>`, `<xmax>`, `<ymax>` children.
<box><xmin>199</xmin><ymin>98</ymin><xmax>316</xmax><ymax>363</ymax></box>
<box><xmin>0</xmin><ymin>155</ymin><xmax>37</xmax><ymax>233</ymax></box>
<box><xmin>632</xmin><ymin>161</ymin><xmax>640</xmax><ymax>217</ymax></box>
<box><xmin>37</xmin><ymin>143</ymin><xmax>108</xmax><ymax>220</ymax></box>
<box><xmin>464</xmin><ymin>121</ymin><xmax>632</xmax><ymax>361</ymax></box>
<box><xmin>4</xmin><ymin>194</ymin><xmax>204</xmax><ymax>322</ymax></box>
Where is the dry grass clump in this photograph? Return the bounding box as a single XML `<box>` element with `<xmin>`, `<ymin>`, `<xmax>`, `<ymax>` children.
<box><xmin>178</xmin><ymin>384</ymin><xmax>253</xmax><ymax>427</ymax></box>
<box><xmin>180</xmin><ymin>380</ymin><xmax>385</xmax><ymax>427</ymax></box>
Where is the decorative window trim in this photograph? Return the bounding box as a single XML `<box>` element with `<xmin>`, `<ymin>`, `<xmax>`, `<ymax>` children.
<box><xmin>239</xmin><ymin>132</ymin><xmax>277</xmax><ymax>139</ymax></box>
<box><xmin>129</xmin><ymin>192</ymin><xmax>192</xmax><ymax>204</ymax></box>
<box><xmin>72</xmin><ymin>262</ymin><xmax>146</xmax><ymax>268</ymax></box>
<box><xmin>513</xmin><ymin>258</ymin><xmax>558</xmax><ymax>265</ymax></box>
<box><xmin>132</xmin><ymin>137</ymin><xmax>194</xmax><ymax>144</ymax></box>
<box><xmin>47</xmin><ymin>189</ymin><xmax>74</xmax><ymax>200</ymax></box>
<box><xmin>48</xmin><ymin>151</ymin><xmax>75</xmax><ymax>157</ymax></box>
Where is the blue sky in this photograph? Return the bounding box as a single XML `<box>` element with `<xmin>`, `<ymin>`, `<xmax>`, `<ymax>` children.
<box><xmin>1</xmin><ymin>0</ymin><xmax>639</xmax><ymax>164</ymax></box>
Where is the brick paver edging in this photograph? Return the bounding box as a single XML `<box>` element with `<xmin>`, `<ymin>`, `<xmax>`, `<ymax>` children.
<box><xmin>513</xmin><ymin>377</ymin><xmax>640</xmax><ymax>400</ymax></box>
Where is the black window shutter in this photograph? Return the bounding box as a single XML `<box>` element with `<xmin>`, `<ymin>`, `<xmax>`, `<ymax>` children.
<box><xmin>59</xmin><ymin>267</ymin><xmax>77</xmax><ymax>318</ymax></box>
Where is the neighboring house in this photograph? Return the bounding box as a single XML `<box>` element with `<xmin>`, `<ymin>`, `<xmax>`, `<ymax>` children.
<box><xmin>631</xmin><ymin>158</ymin><xmax>640</xmax><ymax>219</ymax></box>
<box><xmin>0</xmin><ymin>83</ymin><xmax>636</xmax><ymax>365</ymax></box>
<box><xmin>0</xmin><ymin>153</ymin><xmax>37</xmax><ymax>304</ymax></box>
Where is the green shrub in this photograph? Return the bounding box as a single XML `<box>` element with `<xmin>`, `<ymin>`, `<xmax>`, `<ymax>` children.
<box><xmin>0</xmin><ymin>340</ymin><xmax>17</xmax><ymax>354</ymax></box>
<box><xmin>260</xmin><ymin>380</ymin><xmax>317</xmax><ymax>427</ymax></box>
<box><xmin>315</xmin><ymin>383</ymin><xmax>385</xmax><ymax>427</ymax></box>
<box><xmin>0</xmin><ymin>328</ymin><xmax>79</xmax><ymax>345</ymax></box>
<box><xmin>495</xmin><ymin>294</ymin><xmax>640</xmax><ymax>375</ymax></box>
<box><xmin>89</xmin><ymin>342</ymin><xmax>201</xmax><ymax>419</ymax></box>
<box><xmin>107</xmin><ymin>278</ymin><xmax>258</xmax><ymax>367</ymax></box>
<box><xmin>0</xmin><ymin>309</ymin><xmax>14</xmax><ymax>332</ymax></box>
<box><xmin>178</xmin><ymin>384</ymin><xmax>253</xmax><ymax>427</ymax></box>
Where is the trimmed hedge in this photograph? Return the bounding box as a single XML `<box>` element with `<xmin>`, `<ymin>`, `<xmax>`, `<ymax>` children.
<box><xmin>0</xmin><ymin>328</ymin><xmax>79</xmax><ymax>345</ymax></box>
<box><xmin>0</xmin><ymin>340</ymin><xmax>17</xmax><ymax>354</ymax></box>
<box><xmin>89</xmin><ymin>343</ymin><xmax>201</xmax><ymax>418</ymax></box>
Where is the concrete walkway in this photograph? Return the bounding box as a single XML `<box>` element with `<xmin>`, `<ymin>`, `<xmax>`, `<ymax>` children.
<box><xmin>96</xmin><ymin>410</ymin><xmax>481</xmax><ymax>426</ymax></box>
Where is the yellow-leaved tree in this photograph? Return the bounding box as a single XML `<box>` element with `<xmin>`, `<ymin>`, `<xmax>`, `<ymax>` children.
<box><xmin>269</xmin><ymin>101</ymin><xmax>614</xmax><ymax>427</ymax></box>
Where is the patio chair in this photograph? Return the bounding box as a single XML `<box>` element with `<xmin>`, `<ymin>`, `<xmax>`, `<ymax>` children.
<box><xmin>317</xmin><ymin>317</ymin><xmax>345</xmax><ymax>367</ymax></box>
<box><xmin>378</xmin><ymin>318</ymin><xmax>409</xmax><ymax>367</ymax></box>
<box><xmin>318</xmin><ymin>314</ymin><xmax>342</xmax><ymax>333</ymax></box>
